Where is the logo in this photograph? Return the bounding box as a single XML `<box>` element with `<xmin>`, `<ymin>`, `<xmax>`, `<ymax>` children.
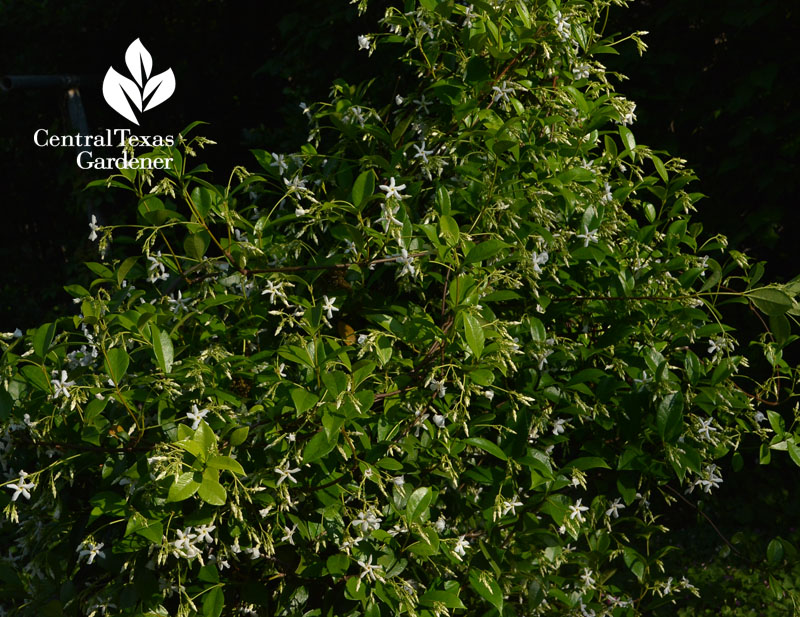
<box><xmin>103</xmin><ymin>39</ymin><xmax>176</xmax><ymax>126</ymax></box>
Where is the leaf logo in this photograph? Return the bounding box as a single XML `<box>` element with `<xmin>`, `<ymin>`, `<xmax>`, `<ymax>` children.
<box><xmin>102</xmin><ymin>39</ymin><xmax>176</xmax><ymax>125</ymax></box>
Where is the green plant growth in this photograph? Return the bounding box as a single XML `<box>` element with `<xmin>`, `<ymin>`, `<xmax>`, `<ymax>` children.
<box><xmin>2</xmin><ymin>1</ymin><xmax>800</xmax><ymax>615</ymax></box>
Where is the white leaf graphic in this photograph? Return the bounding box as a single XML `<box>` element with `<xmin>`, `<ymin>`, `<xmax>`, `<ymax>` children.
<box><xmin>102</xmin><ymin>67</ymin><xmax>142</xmax><ymax>125</ymax></box>
<box><xmin>142</xmin><ymin>68</ymin><xmax>176</xmax><ymax>112</ymax></box>
<box><xmin>125</xmin><ymin>38</ymin><xmax>152</xmax><ymax>87</ymax></box>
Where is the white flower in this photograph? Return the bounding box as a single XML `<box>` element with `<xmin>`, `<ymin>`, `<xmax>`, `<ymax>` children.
<box><xmin>531</xmin><ymin>251</ymin><xmax>549</xmax><ymax>273</ymax></box>
<box><xmin>462</xmin><ymin>4</ymin><xmax>475</xmax><ymax>28</ymax></box>
<box><xmin>194</xmin><ymin>524</ymin><xmax>216</xmax><ymax>544</ymax></box>
<box><xmin>277</xmin><ymin>363</ymin><xmax>287</xmax><ymax>378</ymax></box>
<box><xmin>357</xmin><ymin>35</ymin><xmax>370</xmax><ymax>51</ymax></box>
<box><xmin>88</xmin><ymin>215</ymin><xmax>100</xmax><ymax>241</ymax></box>
<box><xmin>576</xmin><ymin>225</ymin><xmax>599</xmax><ymax>247</ymax></box>
<box><xmin>568</xmin><ymin>498</ymin><xmax>589</xmax><ymax>522</ymax></box>
<box><xmin>453</xmin><ymin>535</ymin><xmax>470</xmax><ymax>559</ymax></box>
<box><xmin>605</xmin><ymin>498</ymin><xmax>625</xmax><ymax>519</ymax></box>
<box><xmin>554</xmin><ymin>11</ymin><xmax>570</xmax><ymax>41</ymax></box>
<box><xmin>6</xmin><ymin>470</ymin><xmax>35</xmax><ymax>501</ymax></box>
<box><xmin>13</xmin><ymin>328</ymin><xmax>22</xmax><ymax>338</ymax></box>
<box><xmin>281</xmin><ymin>525</ymin><xmax>297</xmax><ymax>545</ymax></box>
<box><xmin>428</xmin><ymin>378</ymin><xmax>447</xmax><ymax>398</ymax></box>
<box><xmin>274</xmin><ymin>463</ymin><xmax>301</xmax><ymax>486</ymax></box>
<box><xmin>552</xmin><ymin>418</ymin><xmax>567</xmax><ymax>435</ymax></box>
<box><xmin>501</xmin><ymin>495</ymin><xmax>524</xmax><ymax>516</ymax></box>
<box><xmin>620</xmin><ymin>103</ymin><xmax>637</xmax><ymax>126</ymax></box>
<box><xmin>78</xmin><ymin>541</ymin><xmax>105</xmax><ymax>565</ymax></box>
<box><xmin>377</xmin><ymin>202</ymin><xmax>403</xmax><ymax>231</ymax></box>
<box><xmin>412</xmin><ymin>94</ymin><xmax>431</xmax><ymax>114</ymax></box>
<box><xmin>491</xmin><ymin>81</ymin><xmax>515</xmax><ymax>105</ymax></box>
<box><xmin>299</xmin><ymin>102</ymin><xmax>311</xmax><ymax>116</ymax></box>
<box><xmin>412</xmin><ymin>141</ymin><xmax>434</xmax><ymax>163</ymax></box>
<box><xmin>484</xmin><ymin>389</ymin><xmax>495</xmax><ymax>401</ymax></box>
<box><xmin>697</xmin><ymin>417</ymin><xmax>717</xmax><ymax>441</ymax></box>
<box><xmin>51</xmin><ymin>370</ymin><xmax>75</xmax><ymax>399</ymax></box>
<box><xmin>378</xmin><ymin>177</ymin><xmax>407</xmax><ymax>200</ymax></box>
<box><xmin>434</xmin><ymin>516</ymin><xmax>446</xmax><ymax>532</ymax></box>
<box><xmin>261</xmin><ymin>280</ymin><xmax>289</xmax><ymax>305</ymax></box>
<box><xmin>432</xmin><ymin>414</ymin><xmax>446</xmax><ymax>428</ymax></box>
<box><xmin>396</xmin><ymin>249</ymin><xmax>416</xmax><ymax>277</ymax></box>
<box><xmin>187</xmin><ymin>404</ymin><xmax>209</xmax><ymax>430</ymax></box>
<box><xmin>353</xmin><ymin>509</ymin><xmax>382</xmax><ymax>534</ymax></box>
<box><xmin>322</xmin><ymin>295</ymin><xmax>339</xmax><ymax>320</ymax></box>
<box><xmin>271</xmin><ymin>153</ymin><xmax>288</xmax><ymax>175</ymax></box>
<box><xmin>601</xmin><ymin>181</ymin><xmax>613</xmax><ymax>203</ymax></box>
<box><xmin>392</xmin><ymin>475</ymin><xmax>405</xmax><ymax>487</ymax></box>
<box><xmin>754</xmin><ymin>411</ymin><xmax>766</xmax><ymax>424</ymax></box>
<box><xmin>395</xmin><ymin>94</ymin><xmax>404</xmax><ymax>105</ymax></box>
<box><xmin>357</xmin><ymin>555</ymin><xmax>385</xmax><ymax>582</ymax></box>
<box><xmin>581</xmin><ymin>568</ymin><xmax>596</xmax><ymax>588</ymax></box>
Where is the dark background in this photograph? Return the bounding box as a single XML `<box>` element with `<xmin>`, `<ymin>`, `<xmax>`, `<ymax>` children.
<box><xmin>1</xmin><ymin>1</ymin><xmax>799</xmax><ymax>611</ymax></box>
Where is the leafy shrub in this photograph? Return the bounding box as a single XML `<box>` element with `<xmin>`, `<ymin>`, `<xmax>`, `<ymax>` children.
<box><xmin>2</xmin><ymin>1</ymin><xmax>800</xmax><ymax>615</ymax></box>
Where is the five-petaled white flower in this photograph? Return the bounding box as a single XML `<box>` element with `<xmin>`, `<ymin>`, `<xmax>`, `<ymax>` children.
<box><xmin>377</xmin><ymin>202</ymin><xmax>403</xmax><ymax>231</ymax></box>
<box><xmin>532</xmin><ymin>250</ymin><xmax>549</xmax><ymax>273</ymax></box>
<box><xmin>78</xmin><ymin>541</ymin><xmax>105</xmax><ymax>565</ymax></box>
<box><xmin>88</xmin><ymin>215</ymin><xmax>101</xmax><ymax>241</ymax></box>
<box><xmin>51</xmin><ymin>370</ymin><xmax>75</xmax><ymax>399</ymax></box>
<box><xmin>428</xmin><ymin>378</ymin><xmax>447</xmax><ymax>398</ymax></box>
<box><xmin>379</xmin><ymin>177</ymin><xmax>407</xmax><ymax>200</ymax></box>
<box><xmin>453</xmin><ymin>535</ymin><xmax>470</xmax><ymax>559</ymax></box>
<box><xmin>491</xmin><ymin>81</ymin><xmax>515</xmax><ymax>104</ymax></box>
<box><xmin>396</xmin><ymin>249</ymin><xmax>417</xmax><ymax>277</ymax></box>
<box><xmin>605</xmin><ymin>498</ymin><xmax>625</xmax><ymax>519</ymax></box>
<box><xmin>261</xmin><ymin>280</ymin><xmax>289</xmax><ymax>305</ymax></box>
<box><xmin>552</xmin><ymin>417</ymin><xmax>567</xmax><ymax>435</ymax></box>
<box><xmin>501</xmin><ymin>495</ymin><xmax>524</xmax><ymax>517</ymax></box>
<box><xmin>274</xmin><ymin>463</ymin><xmax>301</xmax><ymax>486</ymax></box>
<box><xmin>412</xmin><ymin>141</ymin><xmax>434</xmax><ymax>163</ymax></box>
<box><xmin>271</xmin><ymin>153</ymin><xmax>288</xmax><ymax>175</ymax></box>
<box><xmin>357</xmin><ymin>555</ymin><xmax>385</xmax><ymax>582</ymax></box>
<box><xmin>697</xmin><ymin>417</ymin><xmax>717</xmax><ymax>441</ymax></box>
<box><xmin>412</xmin><ymin>94</ymin><xmax>431</xmax><ymax>113</ymax></box>
<box><xmin>576</xmin><ymin>226</ymin><xmax>599</xmax><ymax>247</ymax></box>
<box><xmin>6</xmin><ymin>470</ymin><xmax>35</xmax><ymax>501</ymax></box>
<box><xmin>357</xmin><ymin>35</ymin><xmax>370</xmax><ymax>51</ymax></box>
<box><xmin>281</xmin><ymin>525</ymin><xmax>297</xmax><ymax>545</ymax></box>
<box><xmin>194</xmin><ymin>523</ymin><xmax>216</xmax><ymax>544</ymax></box>
<box><xmin>187</xmin><ymin>404</ymin><xmax>209</xmax><ymax>430</ymax></box>
<box><xmin>568</xmin><ymin>498</ymin><xmax>589</xmax><ymax>522</ymax></box>
<box><xmin>322</xmin><ymin>295</ymin><xmax>339</xmax><ymax>320</ymax></box>
<box><xmin>353</xmin><ymin>509</ymin><xmax>383</xmax><ymax>534</ymax></box>
<box><xmin>554</xmin><ymin>11</ymin><xmax>570</xmax><ymax>41</ymax></box>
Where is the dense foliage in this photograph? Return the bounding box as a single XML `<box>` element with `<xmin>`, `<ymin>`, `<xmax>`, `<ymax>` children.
<box><xmin>2</xmin><ymin>1</ymin><xmax>800</xmax><ymax>615</ymax></box>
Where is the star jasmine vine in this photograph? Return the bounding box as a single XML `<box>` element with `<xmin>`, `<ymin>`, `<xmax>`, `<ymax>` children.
<box><xmin>1</xmin><ymin>1</ymin><xmax>799</xmax><ymax>616</ymax></box>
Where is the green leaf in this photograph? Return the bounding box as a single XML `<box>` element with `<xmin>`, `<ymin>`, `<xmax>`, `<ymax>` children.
<box><xmin>657</xmin><ymin>391</ymin><xmax>685</xmax><ymax>443</ymax></box>
<box><xmin>207</xmin><ymin>455</ymin><xmax>245</xmax><ymax>475</ymax></box>
<box><xmin>652</xmin><ymin>155</ymin><xmax>668</xmax><ymax>182</ymax></box>
<box><xmin>767</xmin><ymin>538</ymin><xmax>785</xmax><ymax>565</ymax></box>
<box><xmin>202</xmin><ymin>586</ymin><xmax>224</xmax><ymax>617</ymax></box>
<box><xmin>406</xmin><ymin>487</ymin><xmax>433</xmax><ymax>523</ymax></box>
<box><xmin>166</xmin><ymin>472</ymin><xmax>200</xmax><ymax>502</ymax></box>
<box><xmin>770</xmin><ymin>314</ymin><xmax>791</xmax><ymax>345</ymax></box>
<box><xmin>469</xmin><ymin>570</ymin><xmax>504</xmax><ymax>612</ymax></box>
<box><xmin>229</xmin><ymin>426</ymin><xmax>249</xmax><ymax>447</ymax></box>
<box><xmin>463</xmin><ymin>313</ymin><xmax>485</xmax><ymax>358</ymax></box>
<box><xmin>104</xmin><ymin>347</ymin><xmax>130</xmax><ymax>383</ymax></box>
<box><xmin>463</xmin><ymin>239</ymin><xmax>508</xmax><ymax>266</ymax></box>
<box><xmin>302</xmin><ymin>430</ymin><xmax>337</xmax><ymax>464</ymax></box>
<box><xmin>619</xmin><ymin>125</ymin><xmax>636</xmax><ymax>153</ymax></box>
<box><xmin>116</xmin><ymin>256</ymin><xmax>139</xmax><ymax>286</ymax></box>
<box><xmin>150</xmin><ymin>324</ymin><xmax>174</xmax><ymax>374</ymax></box>
<box><xmin>124</xmin><ymin>513</ymin><xmax>163</xmax><ymax>544</ymax></box>
<box><xmin>198</xmin><ymin>468</ymin><xmax>227</xmax><ymax>506</ymax></box>
<box><xmin>193</xmin><ymin>420</ymin><xmax>217</xmax><ymax>451</ymax></box>
<box><xmin>440</xmin><ymin>215</ymin><xmax>460</xmax><ymax>246</ymax></box>
<box><xmin>32</xmin><ymin>322</ymin><xmax>56</xmax><ymax>358</ymax></box>
<box><xmin>291</xmin><ymin>387</ymin><xmax>320</xmax><ymax>414</ymax></box>
<box><xmin>185</xmin><ymin>233</ymin><xmax>210</xmax><ymax>261</ymax></box>
<box><xmin>21</xmin><ymin>365</ymin><xmax>50</xmax><ymax>392</ymax></box>
<box><xmin>747</xmin><ymin>287</ymin><xmax>794</xmax><ymax>316</ymax></box>
<box><xmin>326</xmin><ymin>554</ymin><xmax>350</xmax><ymax>577</ymax></box>
<box><xmin>463</xmin><ymin>437</ymin><xmax>507</xmax><ymax>460</ymax></box>
<box><xmin>352</xmin><ymin>171</ymin><xmax>375</xmax><ymax>209</ymax></box>
<box><xmin>419</xmin><ymin>590</ymin><xmax>466</xmax><ymax>610</ymax></box>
